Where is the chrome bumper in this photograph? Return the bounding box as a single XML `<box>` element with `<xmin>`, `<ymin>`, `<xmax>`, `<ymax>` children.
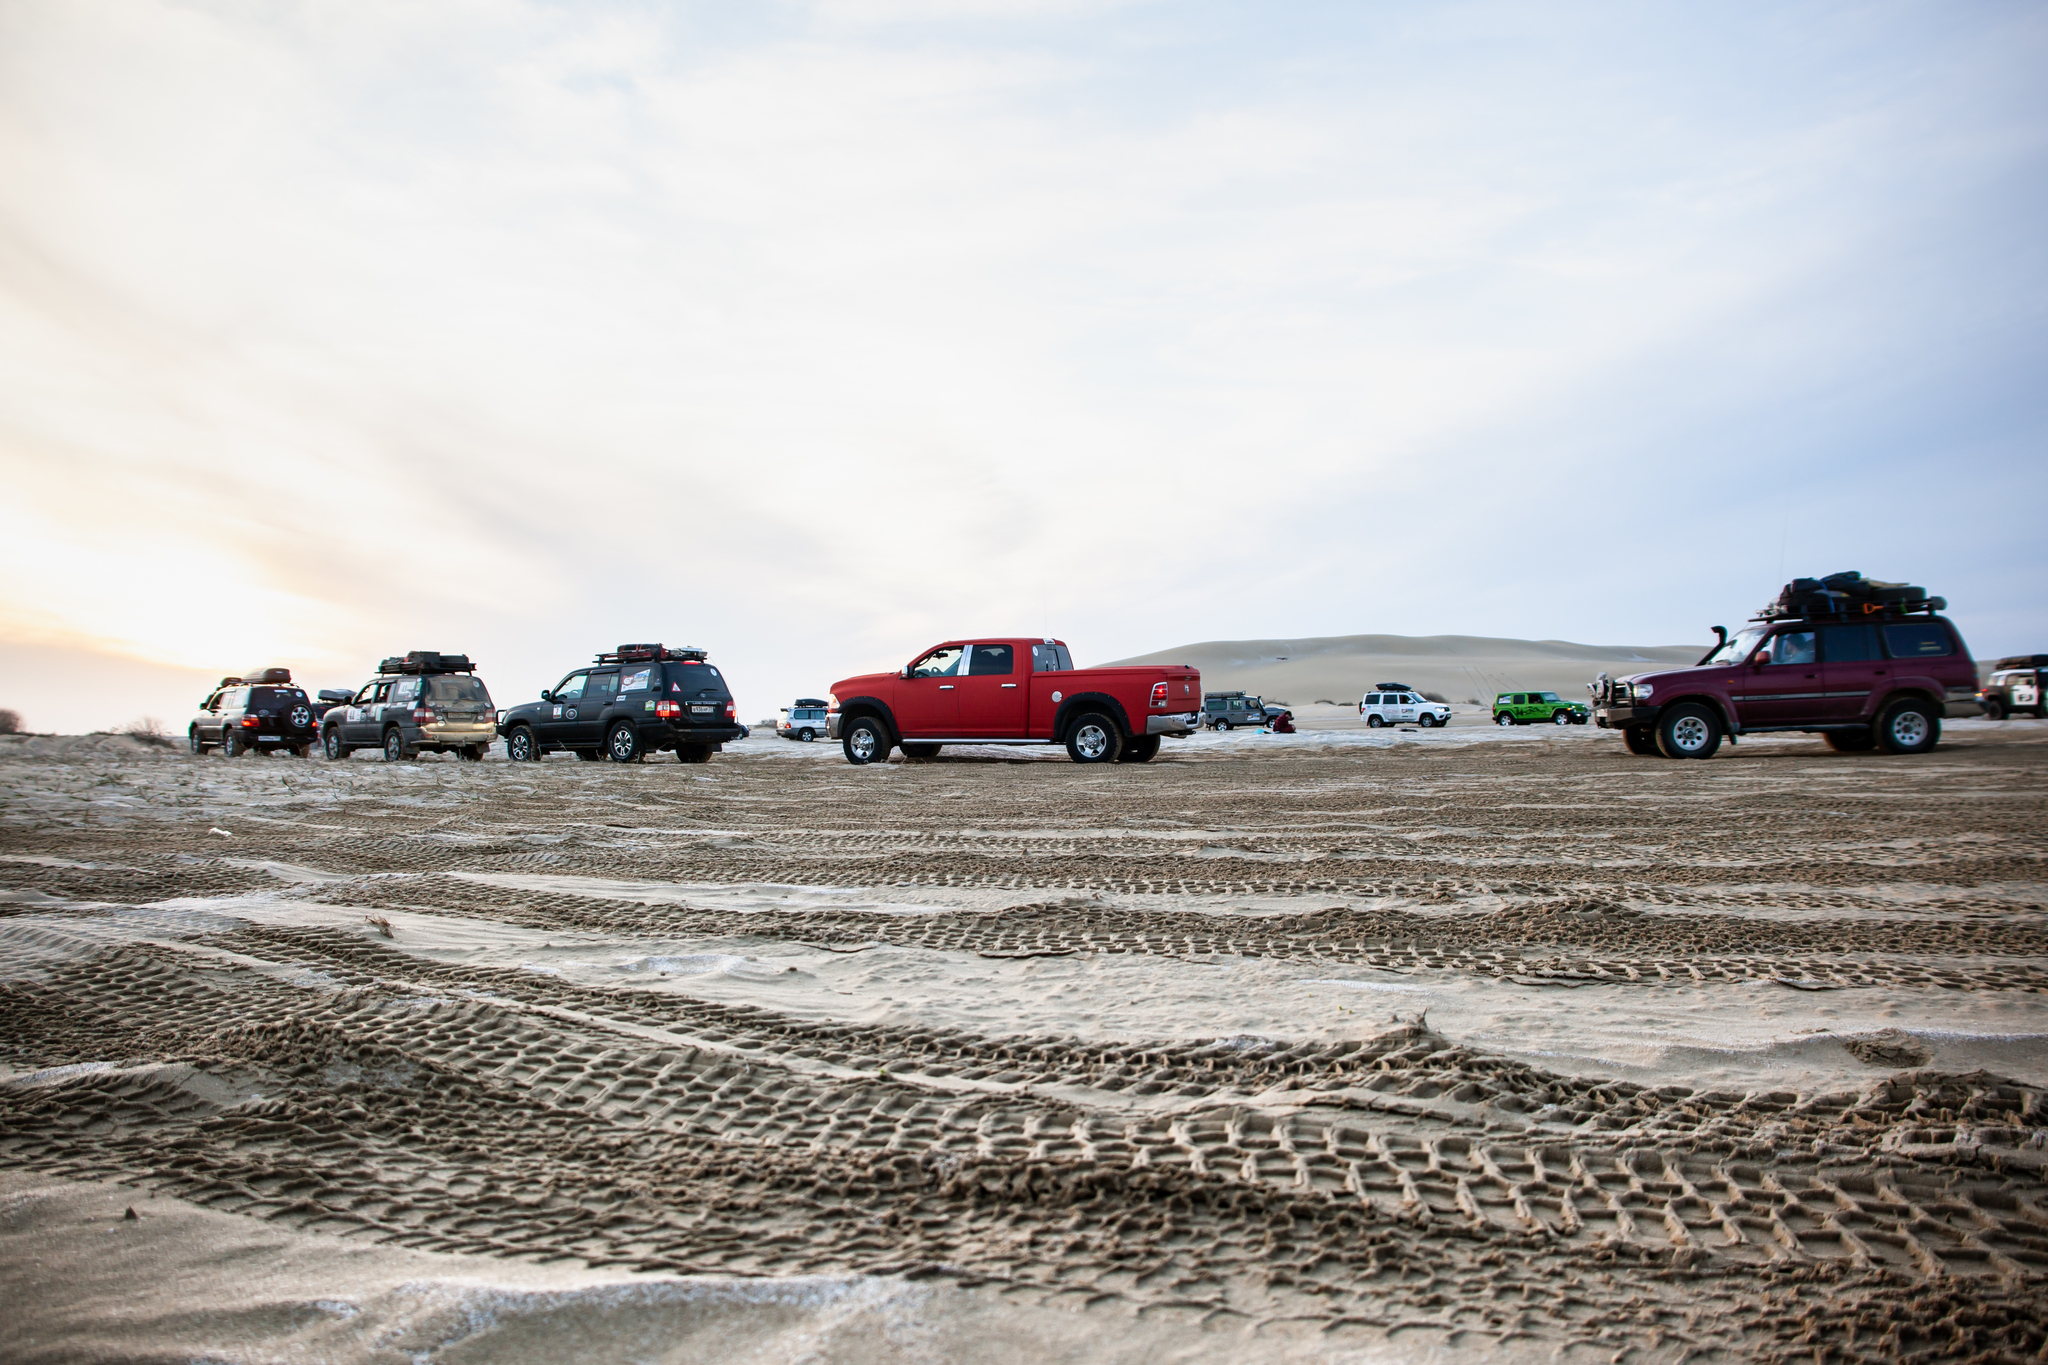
<box><xmin>826</xmin><ymin>714</ymin><xmax>842</xmax><ymax>740</ymax></box>
<box><xmin>1146</xmin><ymin>714</ymin><xmax>1196</xmax><ymax>736</ymax></box>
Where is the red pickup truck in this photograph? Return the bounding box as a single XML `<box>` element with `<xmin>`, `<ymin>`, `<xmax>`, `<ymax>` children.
<box><xmin>825</xmin><ymin>638</ymin><xmax>1201</xmax><ymax>765</ymax></box>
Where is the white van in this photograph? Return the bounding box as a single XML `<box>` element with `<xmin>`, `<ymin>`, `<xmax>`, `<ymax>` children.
<box><xmin>1359</xmin><ymin>685</ymin><xmax>1451</xmax><ymax>728</ymax></box>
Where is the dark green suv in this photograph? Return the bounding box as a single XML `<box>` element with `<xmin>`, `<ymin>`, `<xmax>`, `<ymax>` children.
<box><xmin>1493</xmin><ymin>691</ymin><xmax>1589</xmax><ymax>726</ymax></box>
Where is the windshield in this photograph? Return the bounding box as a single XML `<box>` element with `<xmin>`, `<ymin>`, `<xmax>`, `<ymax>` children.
<box><xmin>426</xmin><ymin>675</ymin><xmax>492</xmax><ymax>706</ymax></box>
<box><xmin>1700</xmin><ymin>626</ymin><xmax>1768</xmax><ymax>666</ymax></box>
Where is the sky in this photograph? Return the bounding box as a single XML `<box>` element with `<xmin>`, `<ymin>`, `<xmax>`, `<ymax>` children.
<box><xmin>1</xmin><ymin>0</ymin><xmax>2044</xmax><ymax>733</ymax></box>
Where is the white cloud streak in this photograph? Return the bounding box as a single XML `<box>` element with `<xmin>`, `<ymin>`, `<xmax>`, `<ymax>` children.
<box><xmin>1</xmin><ymin>0</ymin><xmax>2043</xmax><ymax>731</ymax></box>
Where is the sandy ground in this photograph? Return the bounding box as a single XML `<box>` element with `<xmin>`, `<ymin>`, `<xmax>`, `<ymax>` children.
<box><xmin>2</xmin><ymin>720</ymin><xmax>2045</xmax><ymax>1363</ymax></box>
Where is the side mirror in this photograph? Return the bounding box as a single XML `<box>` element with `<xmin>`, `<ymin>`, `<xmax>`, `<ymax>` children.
<box><xmin>540</xmin><ymin>690</ymin><xmax>553</xmax><ymax>702</ymax></box>
<box><xmin>899</xmin><ymin>667</ymin><xmax>911</xmax><ymax>679</ymax></box>
<box><xmin>1752</xmin><ymin>651</ymin><xmax>1770</xmax><ymax>667</ymax></box>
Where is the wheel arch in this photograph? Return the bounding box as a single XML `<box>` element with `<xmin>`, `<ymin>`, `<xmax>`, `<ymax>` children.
<box><xmin>1663</xmin><ymin>693</ymin><xmax>1738</xmax><ymax>733</ymax></box>
<box><xmin>1869</xmin><ymin>685</ymin><xmax>1941</xmax><ymax>719</ymax></box>
<box><xmin>1054</xmin><ymin>692</ymin><xmax>1132</xmax><ymax>742</ymax></box>
<box><xmin>836</xmin><ymin>697</ymin><xmax>900</xmax><ymax>745</ymax></box>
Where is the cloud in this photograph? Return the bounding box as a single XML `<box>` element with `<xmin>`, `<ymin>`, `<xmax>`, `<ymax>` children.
<box><xmin>1</xmin><ymin>0</ymin><xmax>2043</xmax><ymax>732</ymax></box>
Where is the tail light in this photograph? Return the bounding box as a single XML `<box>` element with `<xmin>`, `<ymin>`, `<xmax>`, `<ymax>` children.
<box><xmin>240</xmin><ymin>716</ymin><xmax>259</xmax><ymax>728</ymax></box>
<box><xmin>723</xmin><ymin>700</ymin><xmax>736</xmax><ymax>721</ymax></box>
<box><xmin>1150</xmin><ymin>682</ymin><xmax>1169</xmax><ymax>707</ymax></box>
<box><xmin>412</xmin><ymin>707</ymin><xmax>438</xmax><ymax>724</ymax></box>
<box><xmin>655</xmin><ymin>700</ymin><xmax>683</xmax><ymax>720</ymax></box>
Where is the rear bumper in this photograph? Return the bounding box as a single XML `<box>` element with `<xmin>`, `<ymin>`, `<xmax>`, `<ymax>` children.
<box><xmin>1594</xmin><ymin>705</ymin><xmax>1658</xmax><ymax>728</ymax></box>
<box><xmin>1146</xmin><ymin>714</ymin><xmax>1197</xmax><ymax>737</ymax></box>
<box><xmin>420</xmin><ymin>723</ymin><xmax>497</xmax><ymax>747</ymax></box>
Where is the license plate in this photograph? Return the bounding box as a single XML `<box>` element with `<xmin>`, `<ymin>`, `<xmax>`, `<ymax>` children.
<box><xmin>257</xmin><ymin>735</ymin><xmax>281</xmax><ymax>743</ymax></box>
<box><xmin>691</xmin><ymin>705</ymin><xmax>714</xmax><ymax>714</ymax></box>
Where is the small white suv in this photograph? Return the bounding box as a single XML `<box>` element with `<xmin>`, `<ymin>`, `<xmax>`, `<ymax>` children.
<box><xmin>778</xmin><ymin>700</ymin><xmax>830</xmax><ymax>741</ymax></box>
<box><xmin>1359</xmin><ymin>685</ymin><xmax>1451</xmax><ymax>728</ymax></box>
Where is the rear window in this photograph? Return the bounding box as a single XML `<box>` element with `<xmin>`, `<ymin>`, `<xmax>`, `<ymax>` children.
<box><xmin>1031</xmin><ymin>644</ymin><xmax>1073</xmax><ymax>672</ymax></box>
<box><xmin>426</xmin><ymin>675</ymin><xmax>493</xmax><ymax>706</ymax></box>
<box><xmin>664</xmin><ymin>662</ymin><xmax>731</xmax><ymax>696</ymax></box>
<box><xmin>248</xmin><ymin>687</ymin><xmax>305</xmax><ymax>708</ymax></box>
<box><xmin>1883</xmin><ymin>623</ymin><xmax>1953</xmax><ymax>659</ymax></box>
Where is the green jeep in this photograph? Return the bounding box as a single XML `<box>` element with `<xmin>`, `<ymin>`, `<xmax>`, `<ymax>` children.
<box><xmin>1493</xmin><ymin>691</ymin><xmax>1590</xmax><ymax>726</ymax></box>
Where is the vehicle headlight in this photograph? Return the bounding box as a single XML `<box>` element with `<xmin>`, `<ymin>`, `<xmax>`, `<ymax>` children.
<box><xmin>825</xmin><ymin>693</ymin><xmax>838</xmax><ymax>711</ymax></box>
<box><xmin>1632</xmin><ymin>682</ymin><xmax>1655</xmax><ymax>701</ymax></box>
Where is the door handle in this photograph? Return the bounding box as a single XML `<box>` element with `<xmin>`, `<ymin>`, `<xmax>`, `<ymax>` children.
<box><xmin>1001</xmin><ymin>683</ymin><xmax>1017</xmax><ymax>688</ymax></box>
<box><xmin>939</xmin><ymin>685</ymin><xmax>953</xmax><ymax>690</ymax></box>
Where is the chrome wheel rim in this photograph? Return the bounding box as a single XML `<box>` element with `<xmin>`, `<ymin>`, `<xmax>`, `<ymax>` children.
<box><xmin>1075</xmin><ymin>723</ymin><xmax>1110</xmax><ymax>759</ymax></box>
<box><xmin>511</xmin><ymin>733</ymin><xmax>530</xmax><ymax>760</ymax></box>
<box><xmin>1890</xmin><ymin>710</ymin><xmax>1929</xmax><ymax>747</ymax></box>
<box><xmin>1553</xmin><ymin>712</ymin><xmax>1569</xmax><ymax>725</ymax></box>
<box><xmin>1670</xmin><ymin>715</ymin><xmax>1710</xmax><ymax>753</ymax></box>
<box><xmin>326</xmin><ymin>731</ymin><xmax>340</xmax><ymax>758</ymax></box>
<box><xmin>1497</xmin><ymin>715</ymin><xmax>1511</xmax><ymax>726</ymax></box>
<box><xmin>385</xmin><ymin>734</ymin><xmax>402</xmax><ymax>761</ymax></box>
<box><xmin>290</xmin><ymin>705</ymin><xmax>311</xmax><ymax>729</ymax></box>
<box><xmin>611</xmin><ymin>729</ymin><xmax>633</xmax><ymax>760</ymax></box>
<box><xmin>849</xmin><ymin>727</ymin><xmax>878</xmax><ymax>762</ymax></box>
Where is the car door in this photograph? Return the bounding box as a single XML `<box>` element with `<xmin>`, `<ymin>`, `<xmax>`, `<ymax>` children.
<box><xmin>1732</xmin><ymin>628</ymin><xmax>1823</xmax><ymax>725</ymax></box>
<box><xmin>578</xmin><ymin>670</ymin><xmax>621</xmax><ymax>746</ymax></box>
<box><xmin>539</xmin><ymin>672</ymin><xmax>589</xmax><ymax>749</ymax></box>
<box><xmin>1819</xmin><ymin>624</ymin><xmax>1884</xmax><ymax>720</ymax></box>
<box><xmin>1396</xmin><ymin>692</ymin><xmax>1419</xmax><ymax>723</ymax></box>
<box><xmin>955</xmin><ymin>643</ymin><xmax>1026</xmax><ymax>736</ymax></box>
<box><xmin>344</xmin><ymin>682</ymin><xmax>382</xmax><ymax>745</ymax></box>
<box><xmin>199</xmin><ymin>691</ymin><xmax>225</xmax><ymax>743</ymax></box>
<box><xmin>895</xmin><ymin>646</ymin><xmax>963</xmax><ymax>736</ymax></box>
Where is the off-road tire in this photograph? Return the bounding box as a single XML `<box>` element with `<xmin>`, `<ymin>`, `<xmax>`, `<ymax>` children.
<box><xmin>224</xmin><ymin>729</ymin><xmax>247</xmax><ymax>757</ymax></box>
<box><xmin>1824</xmin><ymin>729</ymin><xmax>1876</xmax><ymax>752</ymax></box>
<box><xmin>1496</xmin><ymin>714</ymin><xmax>1514</xmax><ymax>727</ymax></box>
<box><xmin>188</xmin><ymin>728</ymin><xmax>208</xmax><ymax>756</ymax></box>
<box><xmin>1876</xmin><ymin>698</ymin><xmax>1938</xmax><ymax>754</ymax></box>
<box><xmin>900</xmin><ymin>743</ymin><xmax>941</xmax><ymax>759</ymax></box>
<box><xmin>1655</xmin><ymin>703</ymin><xmax>1722</xmax><ymax>759</ymax></box>
<box><xmin>1366</xmin><ymin>715</ymin><xmax>1384</xmax><ymax>728</ymax></box>
<box><xmin>1552</xmin><ymin>710</ymin><xmax>1572</xmax><ymax>725</ymax></box>
<box><xmin>506</xmin><ymin>727</ymin><xmax>537</xmax><ymax>762</ymax></box>
<box><xmin>798</xmin><ymin>728</ymin><xmax>815</xmax><ymax>742</ymax></box>
<box><xmin>1983</xmin><ymin>698</ymin><xmax>2005</xmax><ymax>721</ymax></box>
<box><xmin>608</xmin><ymin>722</ymin><xmax>642</xmax><ymax>763</ymax></box>
<box><xmin>384</xmin><ymin>729</ymin><xmax>409</xmax><ymax>763</ymax></box>
<box><xmin>1118</xmin><ymin>734</ymin><xmax>1162</xmax><ymax>763</ymax></box>
<box><xmin>1416</xmin><ymin>713</ymin><xmax>1437</xmax><ymax>728</ymax></box>
<box><xmin>1065</xmin><ymin>712</ymin><xmax>1122</xmax><ymax>764</ymax></box>
<box><xmin>842</xmin><ymin>716</ymin><xmax>890</xmax><ymax>766</ymax></box>
<box><xmin>1215</xmin><ymin>719</ymin><xmax>1233</xmax><ymax>731</ymax></box>
<box><xmin>1622</xmin><ymin>726</ymin><xmax>1660</xmax><ymax>756</ymax></box>
<box><xmin>676</xmin><ymin>743</ymin><xmax>713</xmax><ymax>764</ymax></box>
<box><xmin>323</xmin><ymin>728</ymin><xmax>347</xmax><ymax>761</ymax></box>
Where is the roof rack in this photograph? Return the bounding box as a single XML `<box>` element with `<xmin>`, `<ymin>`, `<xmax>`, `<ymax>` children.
<box><xmin>792</xmin><ymin>697</ymin><xmax>827</xmax><ymax>707</ymax></box>
<box><xmin>1372</xmin><ymin>682</ymin><xmax>1417</xmax><ymax>692</ymax></box>
<box><xmin>1751</xmin><ymin>597</ymin><xmax>1946</xmax><ymax>624</ymax></box>
<box><xmin>378</xmin><ymin>652</ymin><xmax>475</xmax><ymax>675</ymax></box>
<box><xmin>1993</xmin><ymin>655</ymin><xmax>2048</xmax><ymax>670</ymax></box>
<box><xmin>238</xmin><ymin>667</ymin><xmax>293</xmax><ymax>685</ymax></box>
<box><xmin>597</xmin><ymin>643</ymin><xmax>707</xmax><ymax>664</ymax></box>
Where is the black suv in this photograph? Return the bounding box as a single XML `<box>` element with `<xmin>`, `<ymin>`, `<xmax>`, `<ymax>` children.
<box><xmin>321</xmin><ymin>653</ymin><xmax>499</xmax><ymax>762</ymax></box>
<box><xmin>189</xmin><ymin>669</ymin><xmax>318</xmax><ymax>757</ymax></box>
<box><xmin>499</xmin><ymin>644</ymin><xmax>741</xmax><ymax>763</ymax></box>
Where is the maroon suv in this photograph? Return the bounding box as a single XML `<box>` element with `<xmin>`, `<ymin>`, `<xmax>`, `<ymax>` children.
<box><xmin>1591</xmin><ymin>613</ymin><xmax>1978</xmax><ymax>759</ymax></box>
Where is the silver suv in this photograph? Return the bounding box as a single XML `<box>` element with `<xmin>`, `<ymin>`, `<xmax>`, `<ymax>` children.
<box><xmin>321</xmin><ymin>653</ymin><xmax>498</xmax><ymax>762</ymax></box>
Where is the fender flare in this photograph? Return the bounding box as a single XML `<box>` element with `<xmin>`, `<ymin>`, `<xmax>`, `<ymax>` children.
<box><xmin>1054</xmin><ymin>692</ymin><xmax>1133</xmax><ymax>742</ymax></box>
<box><xmin>836</xmin><ymin>696</ymin><xmax>901</xmax><ymax>746</ymax></box>
<box><xmin>1664</xmin><ymin>694</ymin><xmax>1740</xmax><ymax>735</ymax></box>
<box><xmin>1869</xmin><ymin>685</ymin><xmax>1942</xmax><ymax>719</ymax></box>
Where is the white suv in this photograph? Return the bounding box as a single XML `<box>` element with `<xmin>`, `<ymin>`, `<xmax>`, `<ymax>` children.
<box><xmin>778</xmin><ymin>700</ymin><xmax>830</xmax><ymax>741</ymax></box>
<box><xmin>1359</xmin><ymin>685</ymin><xmax>1451</xmax><ymax>728</ymax></box>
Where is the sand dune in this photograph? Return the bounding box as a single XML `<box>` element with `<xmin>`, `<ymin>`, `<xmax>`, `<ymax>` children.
<box><xmin>1104</xmin><ymin>632</ymin><xmax>1703</xmax><ymax>705</ymax></box>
